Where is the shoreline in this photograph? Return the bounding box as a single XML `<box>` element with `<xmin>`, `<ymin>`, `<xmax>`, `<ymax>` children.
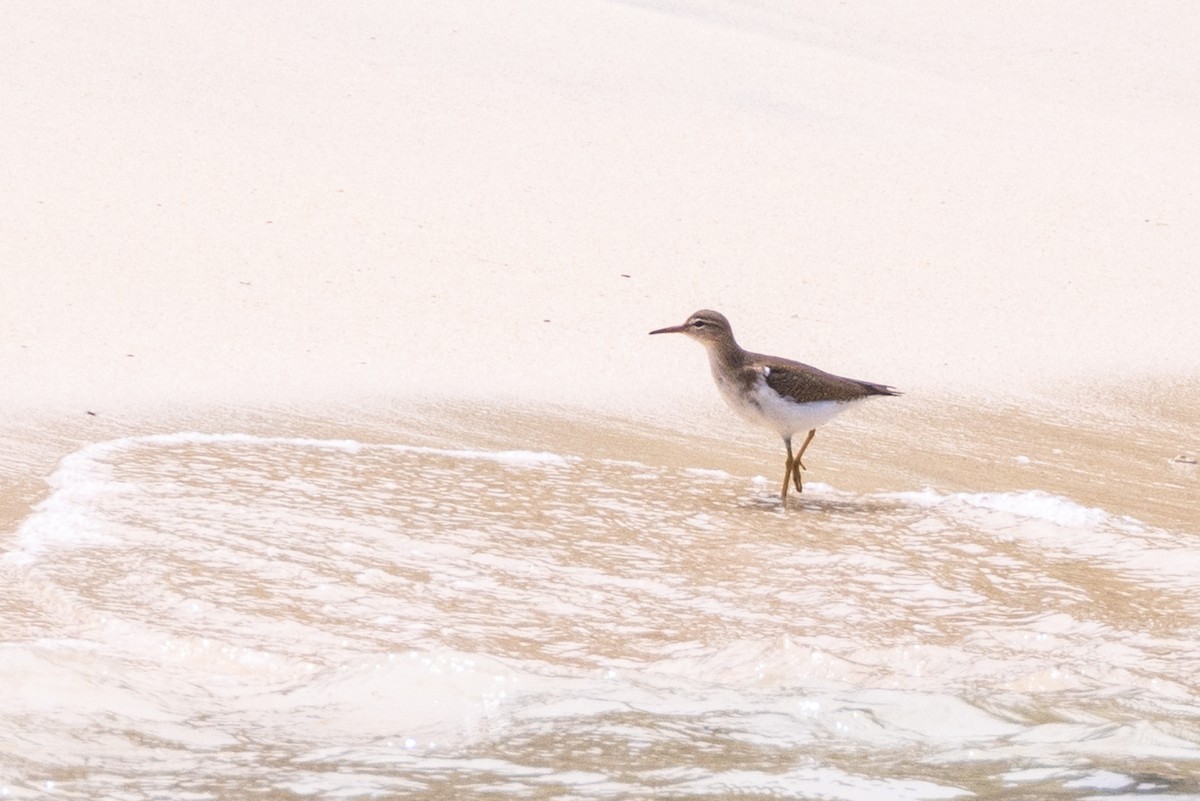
<box><xmin>4</xmin><ymin>375</ymin><xmax>1197</xmax><ymax>544</ymax></box>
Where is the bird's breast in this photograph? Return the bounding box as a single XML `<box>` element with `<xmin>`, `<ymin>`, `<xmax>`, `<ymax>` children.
<box><xmin>710</xmin><ymin>364</ymin><xmax>850</xmax><ymax>438</ymax></box>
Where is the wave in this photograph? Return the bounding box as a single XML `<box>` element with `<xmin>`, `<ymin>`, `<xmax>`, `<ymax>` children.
<box><xmin>4</xmin><ymin>432</ymin><xmax>573</xmax><ymax>565</ymax></box>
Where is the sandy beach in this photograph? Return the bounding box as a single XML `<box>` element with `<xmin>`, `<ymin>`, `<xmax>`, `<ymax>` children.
<box><xmin>3</xmin><ymin>2</ymin><xmax>1199</xmax><ymax>798</ymax></box>
<box><xmin>4</xmin><ymin>0</ymin><xmax>1197</xmax><ymax>534</ymax></box>
<box><xmin>5</xmin><ymin>1</ymin><xmax>1199</xmax><ymax>418</ymax></box>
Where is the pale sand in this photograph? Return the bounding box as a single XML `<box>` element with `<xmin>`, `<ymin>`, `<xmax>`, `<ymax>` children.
<box><xmin>2</xmin><ymin>2</ymin><xmax>1198</xmax><ymax>515</ymax></box>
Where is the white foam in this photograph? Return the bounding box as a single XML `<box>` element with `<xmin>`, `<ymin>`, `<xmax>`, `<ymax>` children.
<box><xmin>430</xmin><ymin>447</ymin><xmax>570</xmax><ymax>467</ymax></box>
<box><xmin>1063</xmin><ymin>770</ymin><xmax>1134</xmax><ymax>790</ymax></box>
<box><xmin>673</xmin><ymin>765</ymin><xmax>970</xmax><ymax>800</ymax></box>
<box><xmin>4</xmin><ymin>432</ymin><xmax>573</xmax><ymax>564</ymax></box>
<box><xmin>883</xmin><ymin>486</ymin><xmax>1200</xmax><ymax>586</ymax></box>
<box><xmin>4</xmin><ymin>441</ymin><xmax>129</xmax><ymax>565</ymax></box>
<box><xmin>960</xmin><ymin>490</ymin><xmax>1115</xmax><ymax>528</ymax></box>
<box><xmin>281</xmin><ymin>649</ymin><xmax>528</xmax><ymax>748</ymax></box>
<box><xmin>112</xmin><ymin>431</ymin><xmax>573</xmax><ymax>466</ymax></box>
<box><xmin>683</xmin><ymin>467</ymin><xmax>731</xmax><ymax>479</ymax></box>
<box><xmin>135</xmin><ymin>431</ymin><xmax>365</xmax><ymax>453</ymax></box>
<box><xmin>891</xmin><ymin>487</ymin><xmax>1117</xmax><ymax>530</ymax></box>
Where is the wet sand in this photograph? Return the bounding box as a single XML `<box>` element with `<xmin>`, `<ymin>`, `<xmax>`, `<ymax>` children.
<box><xmin>4</xmin><ymin>378</ymin><xmax>1197</xmax><ymax>535</ymax></box>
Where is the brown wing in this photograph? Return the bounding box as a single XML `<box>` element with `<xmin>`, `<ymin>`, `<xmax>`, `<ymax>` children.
<box><xmin>758</xmin><ymin>355</ymin><xmax>900</xmax><ymax>404</ymax></box>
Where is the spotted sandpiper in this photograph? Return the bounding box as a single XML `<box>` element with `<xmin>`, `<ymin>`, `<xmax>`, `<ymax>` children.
<box><xmin>650</xmin><ymin>309</ymin><xmax>900</xmax><ymax>503</ymax></box>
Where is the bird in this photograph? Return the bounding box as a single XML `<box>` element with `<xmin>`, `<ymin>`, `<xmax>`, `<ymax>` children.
<box><xmin>650</xmin><ymin>309</ymin><xmax>899</xmax><ymax>504</ymax></box>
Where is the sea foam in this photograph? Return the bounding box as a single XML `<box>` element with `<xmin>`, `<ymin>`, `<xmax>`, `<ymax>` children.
<box><xmin>4</xmin><ymin>432</ymin><xmax>572</xmax><ymax>565</ymax></box>
<box><xmin>890</xmin><ymin>488</ymin><xmax>1118</xmax><ymax>530</ymax></box>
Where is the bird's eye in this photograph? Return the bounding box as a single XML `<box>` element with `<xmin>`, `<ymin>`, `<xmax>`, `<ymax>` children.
<box><xmin>691</xmin><ymin>320</ymin><xmax>706</xmax><ymax>328</ymax></box>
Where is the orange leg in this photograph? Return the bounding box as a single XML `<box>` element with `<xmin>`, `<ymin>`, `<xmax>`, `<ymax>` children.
<box><xmin>781</xmin><ymin>437</ymin><xmax>797</xmax><ymax>503</ymax></box>
<box><xmin>785</xmin><ymin>429</ymin><xmax>817</xmax><ymax>495</ymax></box>
<box><xmin>795</xmin><ymin>429</ymin><xmax>816</xmax><ymax>471</ymax></box>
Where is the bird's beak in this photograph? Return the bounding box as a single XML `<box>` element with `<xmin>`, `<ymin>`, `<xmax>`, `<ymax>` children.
<box><xmin>649</xmin><ymin>324</ymin><xmax>687</xmax><ymax>335</ymax></box>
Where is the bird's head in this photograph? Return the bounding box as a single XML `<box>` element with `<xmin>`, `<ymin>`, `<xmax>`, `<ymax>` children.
<box><xmin>649</xmin><ymin>309</ymin><xmax>736</xmax><ymax>346</ymax></box>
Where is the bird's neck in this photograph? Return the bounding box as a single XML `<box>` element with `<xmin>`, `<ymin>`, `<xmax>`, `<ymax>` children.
<box><xmin>704</xmin><ymin>338</ymin><xmax>748</xmax><ymax>374</ymax></box>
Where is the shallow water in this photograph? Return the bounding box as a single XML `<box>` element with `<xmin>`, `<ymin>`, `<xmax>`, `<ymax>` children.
<box><xmin>2</xmin><ymin>399</ymin><xmax>1199</xmax><ymax>799</ymax></box>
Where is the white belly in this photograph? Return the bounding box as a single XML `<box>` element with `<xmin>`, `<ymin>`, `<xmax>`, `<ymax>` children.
<box><xmin>713</xmin><ymin>370</ymin><xmax>852</xmax><ymax>440</ymax></box>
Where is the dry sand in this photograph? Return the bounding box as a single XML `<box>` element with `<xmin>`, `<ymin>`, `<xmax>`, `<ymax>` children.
<box><xmin>3</xmin><ymin>1</ymin><xmax>1199</xmax><ymax>500</ymax></box>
